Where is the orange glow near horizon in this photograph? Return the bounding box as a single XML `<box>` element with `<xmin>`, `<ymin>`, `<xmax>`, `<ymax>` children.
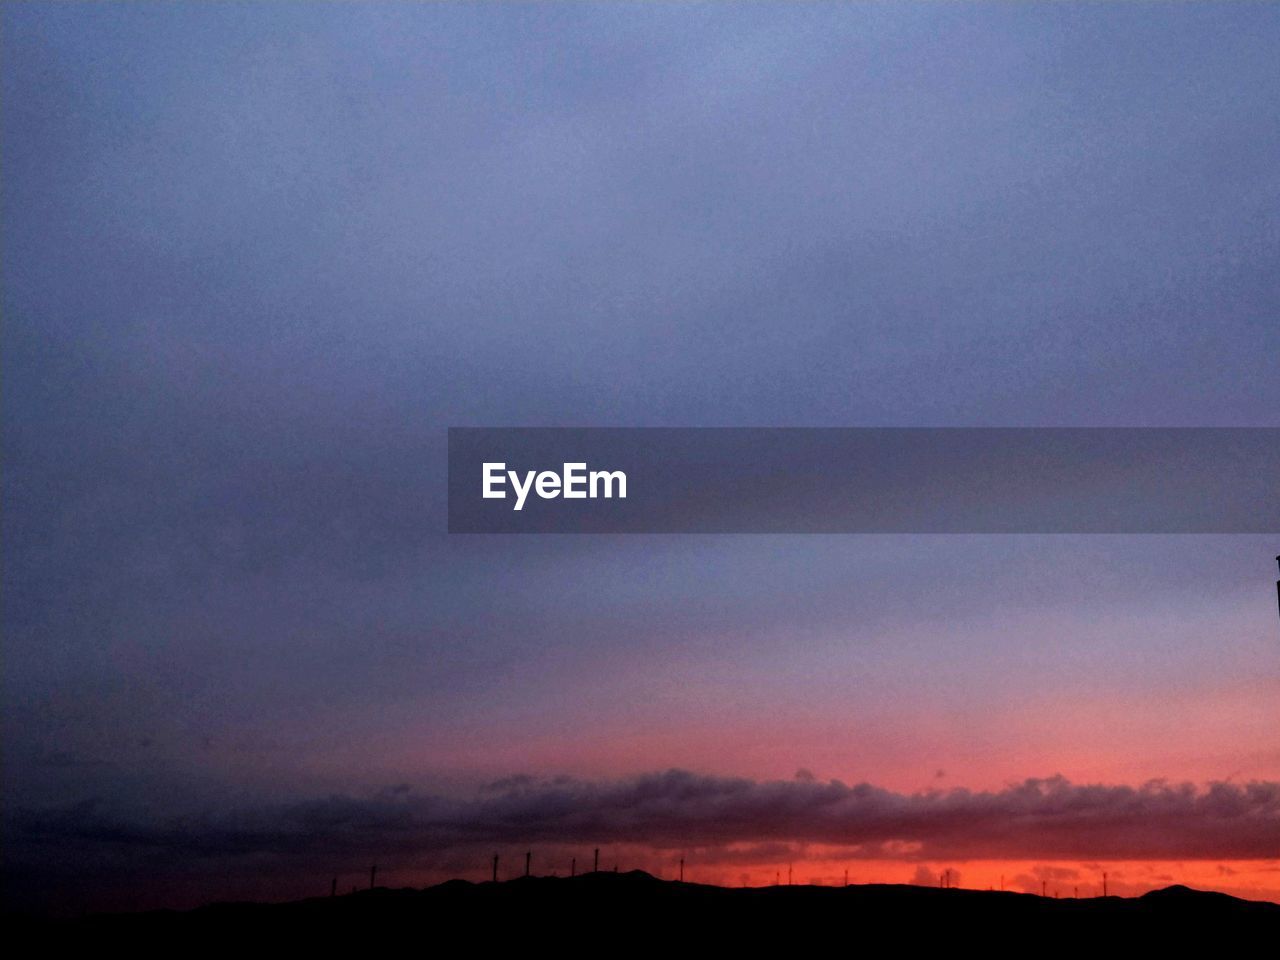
<box><xmin>696</xmin><ymin>858</ymin><xmax>1280</xmax><ymax>905</ymax></box>
<box><xmin>449</xmin><ymin>852</ymin><xmax>1280</xmax><ymax>905</ymax></box>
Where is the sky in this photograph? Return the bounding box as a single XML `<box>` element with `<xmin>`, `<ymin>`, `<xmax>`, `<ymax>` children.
<box><xmin>3</xmin><ymin>2</ymin><xmax>1279</xmax><ymax>914</ymax></box>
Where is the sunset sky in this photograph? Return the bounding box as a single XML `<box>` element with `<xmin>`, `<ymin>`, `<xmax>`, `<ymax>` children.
<box><xmin>3</xmin><ymin>3</ymin><xmax>1278</xmax><ymax>913</ymax></box>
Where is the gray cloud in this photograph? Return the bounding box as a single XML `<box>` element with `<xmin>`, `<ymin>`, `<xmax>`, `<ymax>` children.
<box><xmin>9</xmin><ymin>770</ymin><xmax>1278</xmax><ymax>871</ymax></box>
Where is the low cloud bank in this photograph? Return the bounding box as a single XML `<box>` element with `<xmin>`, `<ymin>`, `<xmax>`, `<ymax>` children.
<box><xmin>10</xmin><ymin>771</ymin><xmax>1278</xmax><ymax>873</ymax></box>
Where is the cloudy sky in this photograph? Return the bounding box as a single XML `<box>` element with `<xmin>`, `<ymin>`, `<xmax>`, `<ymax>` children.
<box><xmin>3</xmin><ymin>3</ymin><xmax>1278</xmax><ymax>913</ymax></box>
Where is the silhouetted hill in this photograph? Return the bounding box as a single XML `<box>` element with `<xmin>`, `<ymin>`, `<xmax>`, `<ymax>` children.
<box><xmin>15</xmin><ymin>871</ymin><xmax>1280</xmax><ymax>941</ymax></box>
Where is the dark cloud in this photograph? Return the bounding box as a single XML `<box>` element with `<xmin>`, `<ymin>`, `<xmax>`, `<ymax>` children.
<box><xmin>911</xmin><ymin>864</ymin><xmax>937</xmax><ymax>886</ymax></box>
<box><xmin>8</xmin><ymin>770</ymin><xmax>1278</xmax><ymax>880</ymax></box>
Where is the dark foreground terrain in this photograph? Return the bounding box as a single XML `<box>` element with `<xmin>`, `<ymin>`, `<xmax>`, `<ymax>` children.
<box><xmin>17</xmin><ymin>871</ymin><xmax>1280</xmax><ymax>941</ymax></box>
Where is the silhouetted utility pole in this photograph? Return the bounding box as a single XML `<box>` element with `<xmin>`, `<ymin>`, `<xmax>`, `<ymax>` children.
<box><xmin>1103</xmin><ymin>871</ymin><xmax>1108</xmax><ymax>897</ymax></box>
<box><xmin>571</xmin><ymin>857</ymin><xmax>576</xmax><ymax>877</ymax></box>
<box><xmin>492</xmin><ymin>854</ymin><xmax>499</xmax><ymax>883</ymax></box>
<box><xmin>788</xmin><ymin>864</ymin><xmax>793</xmax><ymax>885</ymax></box>
<box><xmin>1074</xmin><ymin>886</ymin><xmax>1079</xmax><ymax>898</ymax></box>
<box><xmin>370</xmin><ymin>864</ymin><xmax>377</xmax><ymax>889</ymax></box>
<box><xmin>594</xmin><ymin>848</ymin><xmax>599</xmax><ymax>873</ymax></box>
<box><xmin>775</xmin><ymin>870</ymin><xmax>780</xmax><ymax>886</ymax></box>
<box><xmin>679</xmin><ymin>857</ymin><xmax>684</xmax><ymax>882</ymax></box>
<box><xmin>844</xmin><ymin>869</ymin><xmax>848</xmax><ymax>887</ymax></box>
<box><xmin>525</xmin><ymin>851</ymin><xmax>531</xmax><ymax>877</ymax></box>
<box><xmin>1042</xmin><ymin>880</ymin><xmax>1047</xmax><ymax>897</ymax></box>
